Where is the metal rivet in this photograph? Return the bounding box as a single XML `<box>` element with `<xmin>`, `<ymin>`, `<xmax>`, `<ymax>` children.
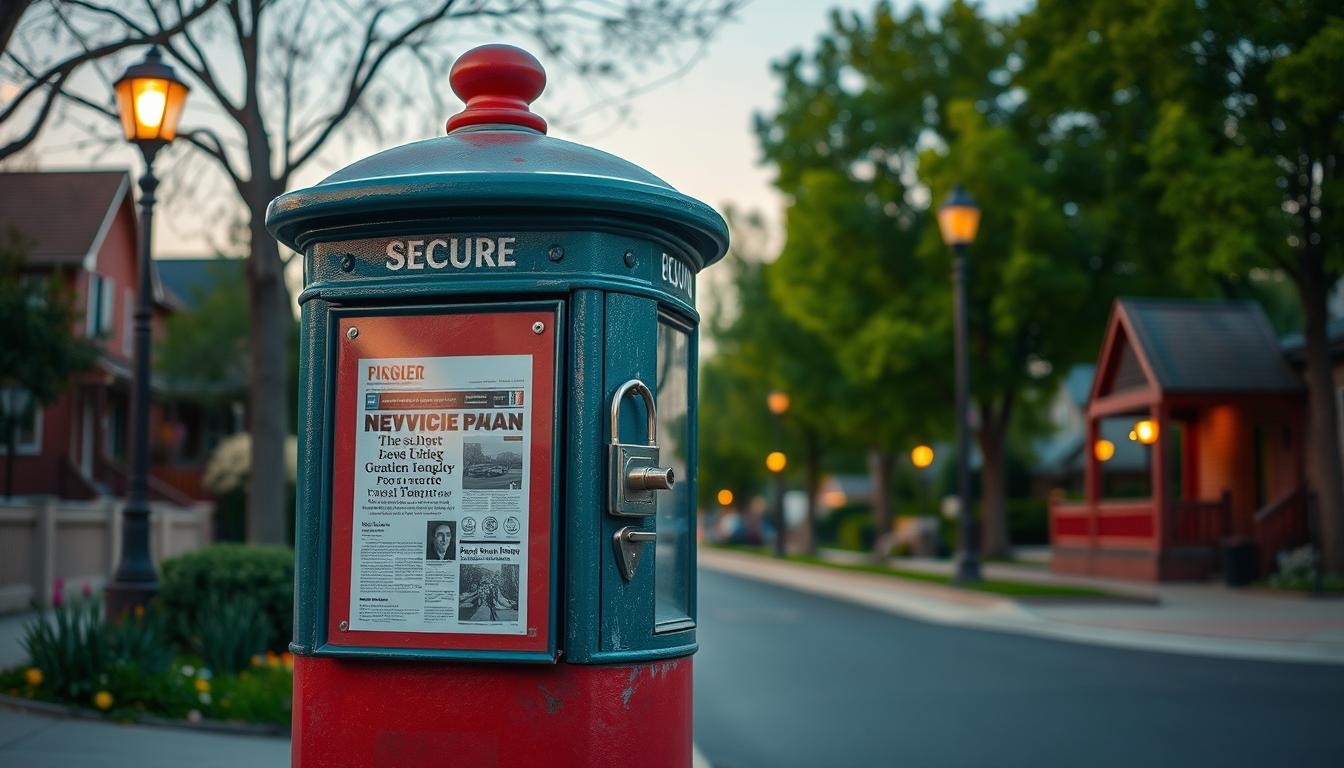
<box><xmin>623</xmin><ymin>250</ymin><xmax>636</xmax><ymax>268</ymax></box>
<box><xmin>347</xmin><ymin>327</ymin><xmax>359</xmax><ymax>340</ymax></box>
<box><xmin>548</xmin><ymin>245</ymin><xmax>564</xmax><ymax>262</ymax></box>
<box><xmin>339</xmin><ymin>620</ymin><xmax>349</xmax><ymax>631</ymax></box>
<box><xmin>532</xmin><ymin>321</ymin><xmax>545</xmax><ymax>335</ymax></box>
<box><xmin>339</xmin><ymin>253</ymin><xmax>355</xmax><ymax>272</ymax></box>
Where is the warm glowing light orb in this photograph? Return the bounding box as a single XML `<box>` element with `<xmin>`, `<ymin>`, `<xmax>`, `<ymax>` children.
<box><xmin>765</xmin><ymin>451</ymin><xmax>787</xmax><ymax>473</ymax></box>
<box><xmin>716</xmin><ymin>489</ymin><xmax>734</xmax><ymax>506</ymax></box>
<box><xmin>766</xmin><ymin>391</ymin><xmax>790</xmax><ymax>415</ymax></box>
<box><xmin>135</xmin><ymin>86</ymin><xmax>167</xmax><ymax>128</ymax></box>
<box><xmin>1133</xmin><ymin>419</ymin><xmax>1159</xmax><ymax>445</ymax></box>
<box><xmin>1094</xmin><ymin>439</ymin><xmax>1116</xmax><ymax>462</ymax></box>
<box><xmin>911</xmin><ymin>444</ymin><xmax>935</xmax><ymax>469</ymax></box>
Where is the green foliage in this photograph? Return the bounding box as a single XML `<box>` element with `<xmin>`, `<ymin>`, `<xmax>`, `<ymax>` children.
<box><xmin>20</xmin><ymin>597</ymin><xmax>178</xmax><ymax>710</ymax></box>
<box><xmin>156</xmin><ymin>258</ymin><xmax>251</xmax><ymax>402</ymax></box>
<box><xmin>159</xmin><ymin>545</ymin><xmax>295</xmax><ymax>652</ymax></box>
<box><xmin>192</xmin><ymin>595</ymin><xmax>272</xmax><ymax>676</ymax></box>
<box><xmin>0</xmin><ymin>226</ymin><xmax>98</xmax><ymax>481</ymax></box>
<box><xmin>208</xmin><ymin>662</ymin><xmax>293</xmax><ymax>726</ymax></box>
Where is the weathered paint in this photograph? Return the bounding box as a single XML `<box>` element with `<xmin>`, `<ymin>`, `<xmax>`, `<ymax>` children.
<box><xmin>292</xmin><ymin>655</ymin><xmax>692</xmax><ymax>768</ymax></box>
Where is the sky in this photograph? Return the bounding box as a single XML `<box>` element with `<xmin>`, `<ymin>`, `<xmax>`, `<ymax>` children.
<box><xmin>9</xmin><ymin>0</ymin><xmax>1028</xmax><ymax>262</ymax></box>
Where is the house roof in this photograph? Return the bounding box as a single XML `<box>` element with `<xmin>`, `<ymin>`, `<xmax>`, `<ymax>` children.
<box><xmin>1118</xmin><ymin>298</ymin><xmax>1302</xmax><ymax>394</ymax></box>
<box><xmin>156</xmin><ymin>257</ymin><xmax>245</xmax><ymax>311</ymax></box>
<box><xmin>1281</xmin><ymin>317</ymin><xmax>1344</xmax><ymax>361</ymax></box>
<box><xmin>0</xmin><ymin>171</ymin><xmax>130</xmax><ymax>265</ymax></box>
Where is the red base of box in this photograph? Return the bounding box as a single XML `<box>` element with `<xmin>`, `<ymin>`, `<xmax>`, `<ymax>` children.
<box><xmin>293</xmin><ymin>655</ymin><xmax>692</xmax><ymax>768</ymax></box>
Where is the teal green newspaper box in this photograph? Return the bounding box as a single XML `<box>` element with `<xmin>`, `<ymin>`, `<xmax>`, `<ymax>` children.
<box><xmin>266</xmin><ymin>44</ymin><xmax>727</xmax><ymax>767</ymax></box>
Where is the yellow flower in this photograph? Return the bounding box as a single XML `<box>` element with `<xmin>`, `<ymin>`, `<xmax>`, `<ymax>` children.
<box><xmin>249</xmin><ymin>655</ymin><xmax>263</xmax><ymax>668</ymax></box>
<box><xmin>93</xmin><ymin>691</ymin><xmax>113</xmax><ymax>710</ymax></box>
<box><xmin>194</xmin><ymin>677</ymin><xmax>210</xmax><ymax>693</ymax></box>
<box><xmin>24</xmin><ymin>668</ymin><xmax>43</xmax><ymax>686</ymax></box>
<box><xmin>282</xmin><ymin>652</ymin><xmax>295</xmax><ymax>669</ymax></box>
<box><xmin>266</xmin><ymin>651</ymin><xmax>279</xmax><ymax>667</ymax></box>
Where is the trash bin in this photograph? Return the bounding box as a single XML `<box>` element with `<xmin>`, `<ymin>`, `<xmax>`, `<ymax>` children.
<box><xmin>1222</xmin><ymin>537</ymin><xmax>1258</xmax><ymax>587</ymax></box>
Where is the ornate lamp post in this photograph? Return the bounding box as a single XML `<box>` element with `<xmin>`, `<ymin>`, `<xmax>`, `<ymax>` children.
<box><xmin>104</xmin><ymin>48</ymin><xmax>189</xmax><ymax>618</ymax></box>
<box><xmin>937</xmin><ymin>186</ymin><xmax>982</xmax><ymax>584</ymax></box>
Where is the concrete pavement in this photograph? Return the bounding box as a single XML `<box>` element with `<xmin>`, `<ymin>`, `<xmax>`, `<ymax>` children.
<box><xmin>702</xmin><ymin>547</ymin><xmax>1344</xmax><ymax>665</ymax></box>
<box><xmin>0</xmin><ymin>705</ymin><xmax>289</xmax><ymax>767</ymax></box>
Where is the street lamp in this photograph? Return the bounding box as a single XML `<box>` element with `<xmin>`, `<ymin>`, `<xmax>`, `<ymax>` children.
<box><xmin>1132</xmin><ymin>419</ymin><xmax>1159</xmax><ymax>445</ymax></box>
<box><xmin>766</xmin><ymin>390</ymin><xmax>789</xmax><ymax>558</ymax></box>
<box><xmin>105</xmin><ymin>48</ymin><xmax>189</xmax><ymax>619</ymax></box>
<box><xmin>937</xmin><ymin>185</ymin><xmax>982</xmax><ymax>584</ymax></box>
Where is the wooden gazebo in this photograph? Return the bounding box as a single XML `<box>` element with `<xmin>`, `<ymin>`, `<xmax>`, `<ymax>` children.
<box><xmin>1050</xmin><ymin>299</ymin><xmax>1311</xmax><ymax>581</ymax></box>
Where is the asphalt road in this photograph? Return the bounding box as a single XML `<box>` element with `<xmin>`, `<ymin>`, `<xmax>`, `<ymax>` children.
<box><xmin>693</xmin><ymin>568</ymin><xmax>1344</xmax><ymax>768</ymax></box>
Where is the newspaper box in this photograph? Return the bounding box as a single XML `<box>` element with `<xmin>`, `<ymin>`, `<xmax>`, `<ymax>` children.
<box><xmin>266</xmin><ymin>44</ymin><xmax>727</xmax><ymax>767</ymax></box>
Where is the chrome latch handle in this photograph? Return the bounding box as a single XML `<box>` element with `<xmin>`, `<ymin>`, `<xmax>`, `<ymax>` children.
<box><xmin>614</xmin><ymin>526</ymin><xmax>657</xmax><ymax>581</ymax></box>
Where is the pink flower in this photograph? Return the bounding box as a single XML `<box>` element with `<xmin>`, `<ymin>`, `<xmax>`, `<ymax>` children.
<box><xmin>51</xmin><ymin>577</ymin><xmax>64</xmax><ymax>608</ymax></box>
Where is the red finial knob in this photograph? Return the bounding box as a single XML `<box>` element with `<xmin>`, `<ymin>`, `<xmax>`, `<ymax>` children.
<box><xmin>445</xmin><ymin>44</ymin><xmax>547</xmax><ymax>134</ymax></box>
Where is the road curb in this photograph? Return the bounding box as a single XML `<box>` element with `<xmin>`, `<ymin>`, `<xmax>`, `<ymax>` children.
<box><xmin>700</xmin><ymin>549</ymin><xmax>1344</xmax><ymax>666</ymax></box>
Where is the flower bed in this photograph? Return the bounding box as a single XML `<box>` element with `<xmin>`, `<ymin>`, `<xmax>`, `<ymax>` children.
<box><xmin>2</xmin><ymin>549</ymin><xmax>295</xmax><ymax>729</ymax></box>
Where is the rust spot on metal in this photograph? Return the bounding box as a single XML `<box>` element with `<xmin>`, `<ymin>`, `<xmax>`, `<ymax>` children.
<box><xmin>537</xmin><ymin>684</ymin><xmax>562</xmax><ymax>715</ymax></box>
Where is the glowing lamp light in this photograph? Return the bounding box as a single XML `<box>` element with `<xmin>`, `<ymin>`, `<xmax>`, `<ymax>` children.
<box><xmin>716</xmin><ymin>489</ymin><xmax>734</xmax><ymax>507</ymax></box>
<box><xmin>765</xmin><ymin>451</ymin><xmax>787</xmax><ymax>473</ymax></box>
<box><xmin>766</xmin><ymin>390</ymin><xmax>790</xmax><ymax>415</ymax></box>
<box><xmin>911</xmin><ymin>444</ymin><xmax>935</xmax><ymax>469</ymax></box>
<box><xmin>1093</xmin><ymin>439</ymin><xmax>1116</xmax><ymax>462</ymax></box>
<box><xmin>937</xmin><ymin>185</ymin><xmax>981</xmax><ymax>246</ymax></box>
<box><xmin>114</xmin><ymin>47</ymin><xmax>189</xmax><ymax>144</ymax></box>
<box><xmin>1133</xmin><ymin>419</ymin><xmax>1159</xmax><ymax>445</ymax></box>
<box><xmin>822</xmin><ymin>489</ymin><xmax>848</xmax><ymax>508</ymax></box>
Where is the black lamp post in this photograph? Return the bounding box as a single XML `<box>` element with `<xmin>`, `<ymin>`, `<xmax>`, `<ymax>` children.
<box><xmin>937</xmin><ymin>185</ymin><xmax>982</xmax><ymax>584</ymax></box>
<box><xmin>104</xmin><ymin>48</ymin><xmax>189</xmax><ymax>619</ymax></box>
<box><xmin>766</xmin><ymin>390</ymin><xmax>789</xmax><ymax>557</ymax></box>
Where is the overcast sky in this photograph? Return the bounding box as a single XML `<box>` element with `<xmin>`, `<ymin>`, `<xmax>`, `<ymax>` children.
<box><xmin>12</xmin><ymin>0</ymin><xmax>1028</xmax><ymax>260</ymax></box>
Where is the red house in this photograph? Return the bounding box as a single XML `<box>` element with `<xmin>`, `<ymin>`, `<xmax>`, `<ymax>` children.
<box><xmin>0</xmin><ymin>170</ymin><xmax>199</xmax><ymax>505</ymax></box>
<box><xmin>1050</xmin><ymin>299</ymin><xmax>1312</xmax><ymax>581</ymax></box>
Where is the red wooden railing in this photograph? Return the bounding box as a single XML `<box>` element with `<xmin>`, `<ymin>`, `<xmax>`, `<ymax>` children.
<box><xmin>1171</xmin><ymin>491</ymin><xmax>1231</xmax><ymax>547</ymax></box>
<box><xmin>95</xmin><ymin>457</ymin><xmax>199</xmax><ymax>507</ymax></box>
<box><xmin>1253</xmin><ymin>488</ymin><xmax>1310</xmax><ymax>576</ymax></box>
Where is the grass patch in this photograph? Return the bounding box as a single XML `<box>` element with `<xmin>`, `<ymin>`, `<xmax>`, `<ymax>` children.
<box><xmin>709</xmin><ymin>544</ymin><xmax>1113</xmax><ymax>599</ymax></box>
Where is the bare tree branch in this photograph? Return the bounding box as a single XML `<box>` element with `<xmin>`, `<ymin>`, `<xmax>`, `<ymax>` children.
<box><xmin>284</xmin><ymin>0</ymin><xmax>458</xmax><ymax>175</ymax></box>
<box><xmin>0</xmin><ymin>0</ymin><xmax>219</xmax><ymax>161</ymax></box>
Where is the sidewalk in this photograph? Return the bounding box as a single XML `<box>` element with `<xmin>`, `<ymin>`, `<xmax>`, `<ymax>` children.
<box><xmin>0</xmin><ymin>704</ymin><xmax>289</xmax><ymax>767</ymax></box>
<box><xmin>702</xmin><ymin>547</ymin><xmax>1344</xmax><ymax>665</ymax></box>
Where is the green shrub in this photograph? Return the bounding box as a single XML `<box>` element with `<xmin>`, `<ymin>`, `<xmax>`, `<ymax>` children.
<box><xmin>160</xmin><ymin>545</ymin><xmax>294</xmax><ymax>652</ymax></box>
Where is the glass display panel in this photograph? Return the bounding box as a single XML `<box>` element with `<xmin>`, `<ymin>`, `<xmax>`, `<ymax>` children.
<box><xmin>654</xmin><ymin>318</ymin><xmax>692</xmax><ymax>628</ymax></box>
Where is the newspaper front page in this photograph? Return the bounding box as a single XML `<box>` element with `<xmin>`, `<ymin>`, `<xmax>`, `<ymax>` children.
<box><xmin>348</xmin><ymin>354</ymin><xmax>531</xmax><ymax>635</ymax></box>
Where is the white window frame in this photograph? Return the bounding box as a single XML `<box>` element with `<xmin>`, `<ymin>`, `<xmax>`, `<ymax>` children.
<box><xmin>122</xmin><ymin>288</ymin><xmax>133</xmax><ymax>355</ymax></box>
<box><xmin>85</xmin><ymin>273</ymin><xmax>101</xmax><ymax>336</ymax></box>
<box><xmin>2</xmin><ymin>405</ymin><xmax>42</xmax><ymax>456</ymax></box>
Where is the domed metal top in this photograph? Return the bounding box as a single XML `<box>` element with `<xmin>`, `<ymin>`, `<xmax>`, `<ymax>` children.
<box><xmin>267</xmin><ymin>44</ymin><xmax>727</xmax><ymax>269</ymax></box>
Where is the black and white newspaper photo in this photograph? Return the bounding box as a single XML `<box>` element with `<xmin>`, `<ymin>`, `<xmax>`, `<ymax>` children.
<box><xmin>347</xmin><ymin>354</ymin><xmax>531</xmax><ymax>635</ymax></box>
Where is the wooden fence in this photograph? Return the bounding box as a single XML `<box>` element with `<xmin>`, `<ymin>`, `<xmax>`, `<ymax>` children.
<box><xmin>0</xmin><ymin>496</ymin><xmax>213</xmax><ymax>613</ymax></box>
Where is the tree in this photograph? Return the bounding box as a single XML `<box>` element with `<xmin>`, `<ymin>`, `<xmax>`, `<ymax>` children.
<box><xmin>756</xmin><ymin>1</ymin><xmax>1117</xmax><ymax>557</ymax></box>
<box><xmin>1020</xmin><ymin>0</ymin><xmax>1344</xmax><ymax>571</ymax></box>
<box><xmin>0</xmin><ymin>226</ymin><xmax>97</xmax><ymax>496</ymax></box>
<box><xmin>5</xmin><ymin>0</ymin><xmax>740</xmax><ymax>543</ymax></box>
<box><xmin>702</xmin><ymin>210</ymin><xmax>850</xmax><ymax>555</ymax></box>
<box><xmin>157</xmin><ymin>257</ymin><xmax>251</xmax><ymax>403</ymax></box>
